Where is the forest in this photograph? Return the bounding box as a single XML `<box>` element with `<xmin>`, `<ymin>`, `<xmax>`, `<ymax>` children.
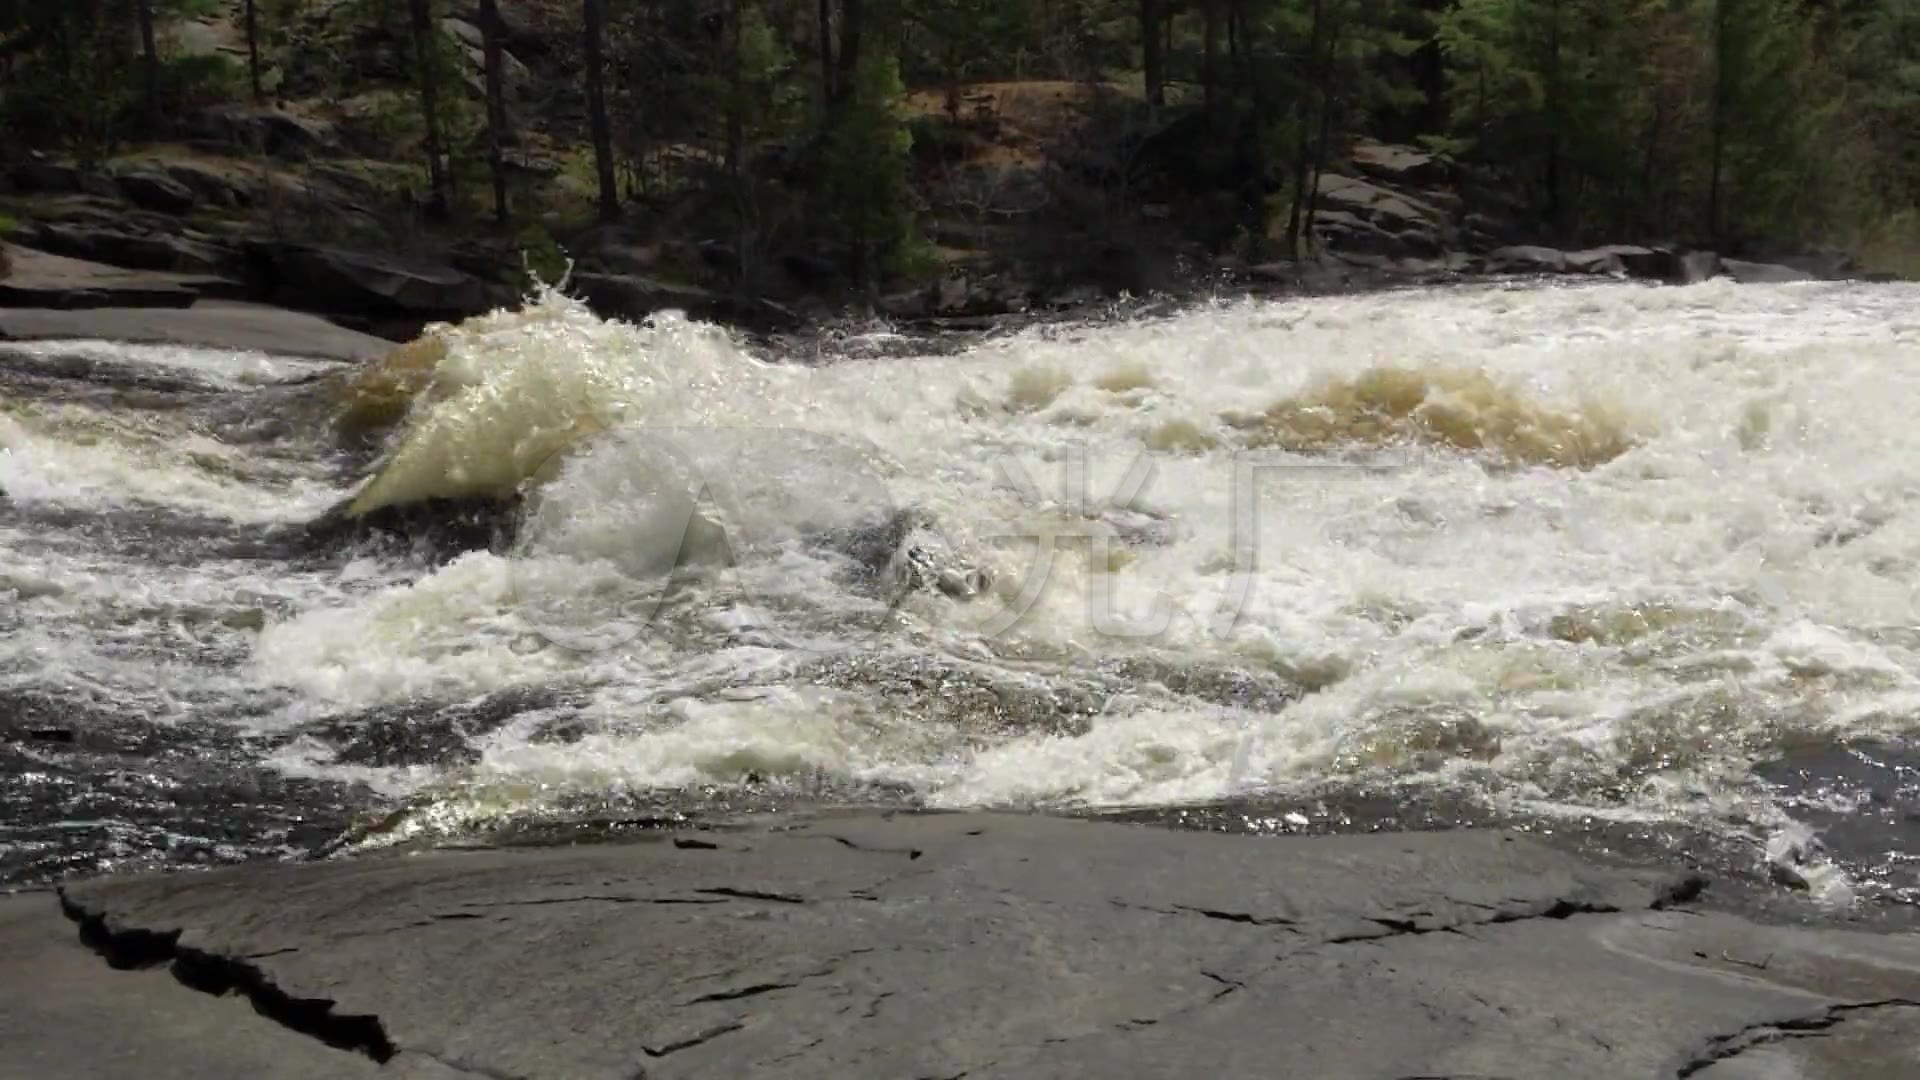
<box><xmin>3</xmin><ymin>0</ymin><xmax>1919</xmax><ymax>311</ymax></box>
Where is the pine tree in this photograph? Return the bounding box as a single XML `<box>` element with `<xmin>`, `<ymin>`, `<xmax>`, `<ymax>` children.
<box><xmin>819</xmin><ymin>48</ymin><xmax>917</xmax><ymax>290</ymax></box>
<box><xmin>407</xmin><ymin>0</ymin><xmax>451</xmax><ymax>220</ymax></box>
<box><xmin>583</xmin><ymin>0</ymin><xmax>619</xmax><ymax>221</ymax></box>
<box><xmin>1705</xmin><ymin>0</ymin><xmax>1824</xmax><ymax>245</ymax></box>
<box><xmin>480</xmin><ymin>0</ymin><xmax>510</xmax><ymax>222</ymax></box>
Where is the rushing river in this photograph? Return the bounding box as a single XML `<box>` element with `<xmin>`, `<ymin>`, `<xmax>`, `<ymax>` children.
<box><xmin>4</xmin><ymin>280</ymin><xmax>1918</xmax><ymax>905</ymax></box>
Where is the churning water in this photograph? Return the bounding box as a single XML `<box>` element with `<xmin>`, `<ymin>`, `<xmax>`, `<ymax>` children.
<box><xmin>5</xmin><ymin>280</ymin><xmax>1918</xmax><ymax>904</ymax></box>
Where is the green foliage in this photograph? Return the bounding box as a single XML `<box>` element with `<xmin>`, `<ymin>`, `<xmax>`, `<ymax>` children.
<box><xmin>1425</xmin><ymin>0</ymin><xmax>1920</xmax><ymax>250</ymax></box>
<box><xmin>817</xmin><ymin>51</ymin><xmax>921</xmax><ymax>284</ymax></box>
<box><xmin>2</xmin><ymin>0</ymin><xmax>1917</xmax><ymax>277</ymax></box>
<box><xmin>515</xmin><ymin>224</ymin><xmax>570</xmax><ymax>290</ymax></box>
<box><xmin>160</xmin><ymin>54</ymin><xmax>247</xmax><ymax>110</ymax></box>
<box><xmin>0</xmin><ymin>0</ymin><xmax>139</xmax><ymax>161</ymax></box>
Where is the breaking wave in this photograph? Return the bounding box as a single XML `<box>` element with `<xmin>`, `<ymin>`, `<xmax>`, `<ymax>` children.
<box><xmin>13</xmin><ymin>277</ymin><xmax>1920</xmax><ymax>897</ymax></box>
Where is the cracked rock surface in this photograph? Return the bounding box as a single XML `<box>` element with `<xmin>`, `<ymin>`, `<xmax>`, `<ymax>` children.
<box><xmin>6</xmin><ymin>812</ymin><xmax>1919</xmax><ymax>1078</ymax></box>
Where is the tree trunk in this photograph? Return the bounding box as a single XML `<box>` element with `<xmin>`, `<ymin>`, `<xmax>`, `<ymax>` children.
<box><xmin>245</xmin><ymin>0</ymin><xmax>262</xmax><ymax>100</ymax></box>
<box><xmin>1304</xmin><ymin>31</ymin><xmax>1341</xmax><ymax>245</ymax></box>
<box><xmin>583</xmin><ymin>0</ymin><xmax>619</xmax><ymax>221</ymax></box>
<box><xmin>728</xmin><ymin>0</ymin><xmax>753</xmax><ymax>286</ymax></box>
<box><xmin>135</xmin><ymin>0</ymin><xmax>159</xmax><ymax>134</ymax></box>
<box><xmin>1140</xmin><ymin>0</ymin><xmax>1163</xmax><ymax>108</ymax></box>
<box><xmin>726</xmin><ymin>0</ymin><xmax>744</xmax><ymax>178</ymax></box>
<box><xmin>1203</xmin><ymin>0</ymin><xmax>1219</xmax><ymax>111</ymax></box>
<box><xmin>836</xmin><ymin>0</ymin><xmax>863</xmax><ymax>105</ymax></box>
<box><xmin>1708</xmin><ymin>0</ymin><xmax>1730</xmax><ymax>246</ymax></box>
<box><xmin>1282</xmin><ymin>0</ymin><xmax>1325</xmax><ymax>258</ymax></box>
<box><xmin>817</xmin><ymin>0</ymin><xmax>834</xmax><ymax>106</ymax></box>
<box><xmin>408</xmin><ymin>0</ymin><xmax>450</xmax><ymax>220</ymax></box>
<box><xmin>480</xmin><ymin>0</ymin><xmax>509</xmax><ymax>223</ymax></box>
<box><xmin>1544</xmin><ymin>0</ymin><xmax>1564</xmax><ymax>240</ymax></box>
<box><xmin>1638</xmin><ymin>99</ymin><xmax>1667</xmax><ymax>237</ymax></box>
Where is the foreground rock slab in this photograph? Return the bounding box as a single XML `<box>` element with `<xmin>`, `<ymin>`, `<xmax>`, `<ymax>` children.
<box><xmin>14</xmin><ymin>813</ymin><xmax>1920</xmax><ymax>1078</ymax></box>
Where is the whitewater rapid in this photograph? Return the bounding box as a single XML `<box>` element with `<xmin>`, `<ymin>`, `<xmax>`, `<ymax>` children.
<box><xmin>5</xmin><ymin>279</ymin><xmax>1919</xmax><ymax>894</ymax></box>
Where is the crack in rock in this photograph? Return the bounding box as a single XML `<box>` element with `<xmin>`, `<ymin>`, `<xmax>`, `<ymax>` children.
<box><xmin>1486</xmin><ymin>897</ymin><xmax>1620</xmax><ymax>923</ymax></box>
<box><xmin>1107</xmin><ymin>899</ymin><xmax>1297</xmax><ymax>927</ymax></box>
<box><xmin>59</xmin><ymin>888</ymin><xmax>397</xmax><ymax>1063</ymax></box>
<box><xmin>810</xmin><ymin>834</ymin><xmax>925</xmax><ymax>859</ymax></box>
<box><xmin>410</xmin><ymin>1049</ymin><xmax>530</xmax><ymax>1080</ymax></box>
<box><xmin>1675</xmin><ymin>999</ymin><xmax>1920</xmax><ymax>1077</ymax></box>
<box><xmin>1199</xmin><ymin>970</ymin><xmax>1245</xmax><ymax>1000</ymax></box>
<box><xmin>642</xmin><ymin>1020</ymin><xmax>745</xmax><ymax>1058</ymax></box>
<box><xmin>760</xmin><ymin>1035</ymin><xmax>826</xmax><ymax>1067</ymax></box>
<box><xmin>1328</xmin><ymin>918</ymin><xmax>1467</xmax><ymax>944</ymax></box>
<box><xmin>460</xmin><ymin>894</ymin><xmax>727</xmax><ymax>910</ymax></box>
<box><xmin>676</xmin><ymin>951</ymin><xmax>869</xmax><ymax>1011</ymax></box>
<box><xmin>1173</xmin><ymin>904</ymin><xmax>1295</xmax><ymax>926</ymax></box>
<box><xmin>697</xmin><ymin>886</ymin><xmax>808</xmax><ymax>904</ymax></box>
<box><xmin>684</xmin><ymin>981</ymin><xmax>799</xmax><ymax>1005</ymax></box>
<box><xmin>1329</xmin><ymin>896</ymin><xmax>1625</xmax><ymax>945</ymax></box>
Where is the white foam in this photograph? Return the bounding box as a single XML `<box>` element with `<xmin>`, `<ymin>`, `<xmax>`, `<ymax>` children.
<box><xmin>27</xmin><ymin>281</ymin><xmax>1920</xmax><ymax>834</ymax></box>
<box><xmin>1</xmin><ymin>339</ymin><xmax>343</xmax><ymax>388</ymax></box>
<box><xmin>0</xmin><ymin>404</ymin><xmax>342</xmax><ymax>521</ymax></box>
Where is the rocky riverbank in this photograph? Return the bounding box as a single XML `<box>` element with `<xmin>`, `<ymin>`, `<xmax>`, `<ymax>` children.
<box><xmin>3</xmin><ymin>106</ymin><xmax>1884</xmax><ymax>349</ymax></box>
<box><xmin>5</xmin><ymin>811</ymin><xmax>1917</xmax><ymax>1079</ymax></box>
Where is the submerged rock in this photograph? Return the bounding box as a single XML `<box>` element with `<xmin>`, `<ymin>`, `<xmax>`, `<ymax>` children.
<box><xmin>1721</xmin><ymin>258</ymin><xmax>1816</xmax><ymax>284</ymax></box>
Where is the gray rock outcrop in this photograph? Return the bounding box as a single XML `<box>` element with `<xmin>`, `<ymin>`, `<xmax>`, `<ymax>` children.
<box><xmin>12</xmin><ymin>812</ymin><xmax>1916</xmax><ymax>1079</ymax></box>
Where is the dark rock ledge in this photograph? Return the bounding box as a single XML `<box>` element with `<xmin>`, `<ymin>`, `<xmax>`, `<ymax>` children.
<box><xmin>4</xmin><ymin>812</ymin><xmax>1918</xmax><ymax>1079</ymax></box>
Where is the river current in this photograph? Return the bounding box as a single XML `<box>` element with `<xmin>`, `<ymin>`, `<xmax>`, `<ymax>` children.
<box><xmin>4</xmin><ymin>280</ymin><xmax>1917</xmax><ymax>906</ymax></box>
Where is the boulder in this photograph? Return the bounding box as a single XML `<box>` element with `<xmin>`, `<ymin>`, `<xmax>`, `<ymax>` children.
<box><xmin>1575</xmin><ymin>247</ymin><xmax>1719</xmax><ymax>285</ymax></box>
<box><xmin>443</xmin><ymin>18</ymin><xmax>534</xmax><ymax>99</ymax></box>
<box><xmin>501</xmin><ymin>150</ymin><xmax>561</xmax><ymax>178</ymax></box>
<box><xmin>1570</xmin><ymin>244</ymin><xmax>1673</xmax><ymax>281</ymax></box>
<box><xmin>1348</xmin><ymin>138</ymin><xmax>1452</xmax><ymax>187</ymax></box>
<box><xmin>1676</xmin><ymin>250</ymin><xmax>1722</xmax><ymax>285</ymax></box>
<box><xmin>1460</xmin><ymin>210</ymin><xmax>1524</xmax><ymax>248</ymax></box>
<box><xmin>1765</xmin><ymin>252</ymin><xmax>1858</xmax><ymax>280</ymax></box>
<box><xmin>11</xmin><ymin>161</ymin><xmax>83</xmax><ymax>194</ymax></box>
<box><xmin>1487</xmin><ymin>245</ymin><xmax>1570</xmax><ymax>275</ymax></box>
<box><xmin>1312</xmin><ymin>208</ymin><xmax>1441</xmax><ymax>259</ymax></box>
<box><xmin>1315</xmin><ymin>173</ymin><xmax>1448</xmax><ymax>244</ymax></box>
<box><xmin>451</xmin><ymin>3</ymin><xmax>545</xmax><ymax>51</ymax></box>
<box><xmin>260</xmin><ymin>244</ymin><xmax>490</xmax><ymax>317</ymax></box>
<box><xmin>441</xmin><ymin>15</ymin><xmax>484</xmax><ymax>49</ymax></box>
<box><xmin>1564</xmin><ymin>248</ymin><xmax>1628</xmax><ymax>276</ymax></box>
<box><xmin>1720</xmin><ymin>258</ymin><xmax>1815</xmax><ymax>284</ymax></box>
<box><xmin>182</xmin><ymin>106</ymin><xmax>339</xmax><ymax>162</ymax></box>
<box><xmin>114</xmin><ymin>171</ymin><xmax>197</xmax><ymax>215</ymax></box>
<box><xmin>10</xmin><ymin>161</ymin><xmax>117</xmax><ymax>198</ymax></box>
<box><xmin>0</xmin><ymin>243</ymin><xmax>223</xmax><ymax>309</ymax></box>
<box><xmin>935</xmin><ymin>274</ymin><xmax>971</xmax><ymax>313</ymax></box>
<box><xmin>162</xmin><ymin>161</ymin><xmax>259</xmax><ymax>208</ymax></box>
<box><xmin>573</xmin><ymin>272</ymin><xmax>801</xmax><ymax>330</ymax></box>
<box><xmin>29</xmin><ymin>224</ymin><xmax>235</xmax><ymax>277</ymax></box>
